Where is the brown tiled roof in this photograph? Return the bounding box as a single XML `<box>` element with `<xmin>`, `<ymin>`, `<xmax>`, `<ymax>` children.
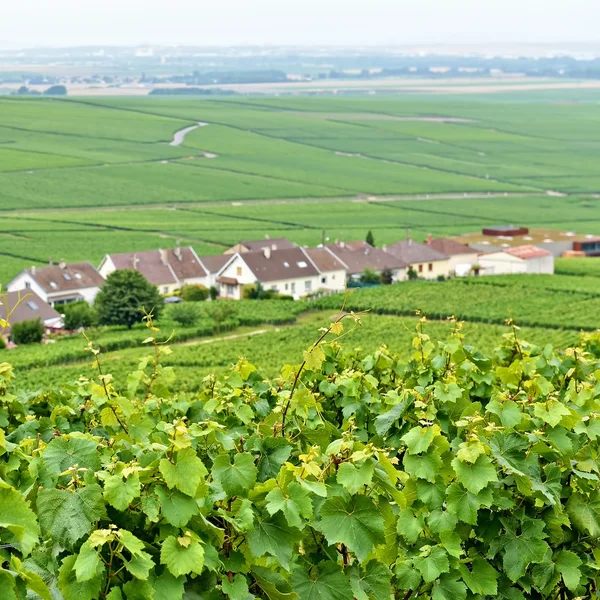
<box><xmin>329</xmin><ymin>240</ymin><xmax>373</xmax><ymax>253</ymax></box>
<box><xmin>0</xmin><ymin>291</ymin><xmax>61</xmax><ymax>332</ymax></box>
<box><xmin>240</xmin><ymin>247</ymin><xmax>319</xmax><ymax>283</ymax></box>
<box><xmin>197</xmin><ymin>254</ymin><xmax>231</xmax><ymax>274</ymax></box>
<box><xmin>107</xmin><ymin>247</ymin><xmax>207</xmax><ymax>285</ymax></box>
<box><xmin>425</xmin><ymin>237</ymin><xmax>477</xmax><ymax>256</ymax></box>
<box><xmin>239</xmin><ymin>238</ymin><xmax>296</xmax><ymax>252</ymax></box>
<box><xmin>216</xmin><ymin>276</ymin><xmax>239</xmax><ymax>286</ymax></box>
<box><xmin>27</xmin><ymin>262</ymin><xmax>104</xmax><ymax>294</ymax></box>
<box><xmin>504</xmin><ymin>245</ymin><xmax>553</xmax><ymax>260</ymax></box>
<box><xmin>305</xmin><ymin>248</ymin><xmax>346</xmax><ymax>273</ymax></box>
<box><xmin>326</xmin><ymin>245</ymin><xmax>408</xmax><ymax>275</ymax></box>
<box><xmin>384</xmin><ymin>239</ymin><xmax>448</xmax><ymax>264</ymax></box>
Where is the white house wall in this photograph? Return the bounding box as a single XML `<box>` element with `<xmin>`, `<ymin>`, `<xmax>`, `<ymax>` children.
<box><xmin>479</xmin><ymin>253</ymin><xmax>526</xmax><ymax>275</ymax></box>
<box><xmin>7</xmin><ymin>273</ymin><xmax>49</xmax><ymax>303</ymax></box>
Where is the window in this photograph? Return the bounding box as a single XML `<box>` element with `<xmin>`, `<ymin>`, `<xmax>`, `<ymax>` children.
<box><xmin>163</xmin><ymin>286</ymin><xmax>169</xmax><ymax>294</ymax></box>
<box><xmin>270</xmin><ymin>285</ymin><xmax>277</xmax><ymax>291</ymax></box>
<box><xmin>418</xmin><ymin>265</ymin><xmax>423</xmax><ymax>273</ymax></box>
<box><xmin>321</xmin><ymin>276</ymin><xmax>327</xmax><ymax>284</ymax></box>
<box><xmin>27</xmin><ymin>301</ymin><xmax>39</xmax><ymax>311</ymax></box>
<box><xmin>283</xmin><ymin>261</ymin><xmax>290</xmax><ymax>268</ymax></box>
<box><xmin>24</xmin><ymin>281</ymin><xmax>31</xmax><ymax>289</ymax></box>
<box><xmin>305</xmin><ymin>280</ymin><xmax>312</xmax><ymax>292</ymax></box>
<box><xmin>227</xmin><ymin>284</ymin><xmax>234</xmax><ymax>296</ymax></box>
<box><xmin>75</xmin><ymin>273</ymin><xmax>82</xmax><ymax>280</ymax></box>
<box><xmin>236</xmin><ymin>267</ymin><xmax>242</xmax><ymax>276</ymax></box>
<box><xmin>297</xmin><ymin>261</ymin><xmax>308</xmax><ymax>268</ymax></box>
<box><xmin>291</xmin><ymin>282</ymin><xmax>296</xmax><ymax>293</ymax></box>
<box><xmin>428</xmin><ymin>263</ymin><xmax>433</xmax><ymax>272</ymax></box>
<box><xmin>63</xmin><ymin>273</ymin><xmax>72</xmax><ymax>281</ymax></box>
<box><xmin>50</xmin><ymin>281</ymin><xmax>58</xmax><ymax>289</ymax></box>
<box><xmin>285</xmin><ymin>283</ymin><xmax>289</xmax><ymax>291</ymax></box>
<box><xmin>332</xmin><ymin>274</ymin><xmax>336</xmax><ymax>280</ymax></box>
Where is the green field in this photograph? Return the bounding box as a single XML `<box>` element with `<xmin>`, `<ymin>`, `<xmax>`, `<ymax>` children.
<box><xmin>2</xmin><ymin>94</ymin><xmax>600</xmax><ymax>283</ymax></box>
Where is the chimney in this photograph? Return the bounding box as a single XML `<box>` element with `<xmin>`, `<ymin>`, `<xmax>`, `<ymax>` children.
<box><xmin>427</xmin><ymin>234</ymin><xmax>432</xmax><ymax>243</ymax></box>
<box><xmin>31</xmin><ymin>266</ymin><xmax>36</xmax><ymax>275</ymax></box>
<box><xmin>133</xmin><ymin>253</ymin><xmax>138</xmax><ymax>269</ymax></box>
<box><xmin>263</xmin><ymin>247</ymin><xmax>271</xmax><ymax>259</ymax></box>
<box><xmin>49</xmin><ymin>257</ymin><xmax>54</xmax><ymax>266</ymax></box>
<box><xmin>408</xmin><ymin>239</ymin><xmax>413</xmax><ymax>247</ymax></box>
<box><xmin>340</xmin><ymin>241</ymin><xmax>345</xmax><ymax>249</ymax></box>
<box><xmin>159</xmin><ymin>248</ymin><xmax>168</xmax><ymax>266</ymax></box>
<box><xmin>383</xmin><ymin>245</ymin><xmax>387</xmax><ymax>251</ymax></box>
<box><xmin>59</xmin><ymin>259</ymin><xmax>66</xmax><ymax>269</ymax></box>
<box><xmin>174</xmin><ymin>242</ymin><xmax>182</xmax><ymax>261</ymax></box>
<box><xmin>272</xmin><ymin>244</ymin><xmax>278</xmax><ymax>251</ymax></box>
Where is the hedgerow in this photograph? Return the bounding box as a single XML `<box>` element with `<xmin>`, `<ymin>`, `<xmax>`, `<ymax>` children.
<box><xmin>1</xmin><ymin>310</ymin><xmax>600</xmax><ymax>599</ymax></box>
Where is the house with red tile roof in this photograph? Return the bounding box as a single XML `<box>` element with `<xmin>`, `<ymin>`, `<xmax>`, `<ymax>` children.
<box><xmin>478</xmin><ymin>245</ymin><xmax>554</xmax><ymax>275</ymax></box>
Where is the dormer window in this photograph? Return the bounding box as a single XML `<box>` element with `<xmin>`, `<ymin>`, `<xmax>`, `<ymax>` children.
<box><xmin>297</xmin><ymin>261</ymin><xmax>307</xmax><ymax>268</ymax></box>
<box><xmin>27</xmin><ymin>301</ymin><xmax>39</xmax><ymax>311</ymax></box>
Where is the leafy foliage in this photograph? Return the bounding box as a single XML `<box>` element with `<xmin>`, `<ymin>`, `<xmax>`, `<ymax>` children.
<box><xmin>95</xmin><ymin>269</ymin><xmax>163</xmax><ymax>329</ymax></box>
<box><xmin>0</xmin><ymin>312</ymin><xmax>600</xmax><ymax>598</ymax></box>
<box><xmin>62</xmin><ymin>301</ymin><xmax>97</xmax><ymax>330</ymax></box>
<box><xmin>10</xmin><ymin>318</ymin><xmax>44</xmax><ymax>344</ymax></box>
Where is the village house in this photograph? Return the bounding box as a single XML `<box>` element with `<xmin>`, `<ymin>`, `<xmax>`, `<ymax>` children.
<box><xmin>7</xmin><ymin>261</ymin><xmax>104</xmax><ymax>306</ymax></box>
<box><xmin>216</xmin><ymin>246</ymin><xmax>327</xmax><ymax>300</ymax></box>
<box><xmin>304</xmin><ymin>248</ymin><xmax>347</xmax><ymax>292</ymax></box>
<box><xmin>98</xmin><ymin>246</ymin><xmax>209</xmax><ymax>294</ymax></box>
<box><xmin>224</xmin><ymin>237</ymin><xmax>296</xmax><ymax>255</ymax></box>
<box><xmin>424</xmin><ymin>237</ymin><xmax>480</xmax><ymax>276</ymax></box>
<box><xmin>325</xmin><ymin>241</ymin><xmax>408</xmax><ymax>282</ymax></box>
<box><xmin>0</xmin><ymin>290</ymin><xmax>63</xmax><ymax>335</ymax></box>
<box><xmin>196</xmin><ymin>254</ymin><xmax>231</xmax><ymax>290</ymax></box>
<box><xmin>478</xmin><ymin>245</ymin><xmax>554</xmax><ymax>275</ymax></box>
<box><xmin>383</xmin><ymin>239</ymin><xmax>450</xmax><ymax>279</ymax></box>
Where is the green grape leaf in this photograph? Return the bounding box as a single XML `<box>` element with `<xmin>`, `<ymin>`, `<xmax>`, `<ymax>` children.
<box><xmin>452</xmin><ymin>455</ymin><xmax>497</xmax><ymax>494</ymax></box>
<box><xmin>0</xmin><ymin>571</ymin><xmax>18</xmax><ymax>600</ymax></box>
<box><xmin>212</xmin><ymin>453</ymin><xmax>257</xmax><ymax>497</ymax></box>
<box><xmin>37</xmin><ymin>485</ymin><xmax>105</xmax><ymax>550</ymax></box>
<box><xmin>291</xmin><ymin>562</ymin><xmax>353</xmax><ymax>600</ymax></box>
<box><xmin>348</xmin><ymin>561</ymin><xmax>392</xmax><ymax>600</ymax></box>
<box><xmin>0</xmin><ymin>486</ymin><xmax>40</xmax><ymax>556</ymax></box>
<box><xmin>122</xmin><ymin>579</ymin><xmax>154</xmax><ymax>600</ymax></box>
<box><xmin>403</xmin><ymin>451</ymin><xmax>442</xmax><ymax>483</ymax></box>
<box><xmin>458</xmin><ymin>557</ymin><xmax>499</xmax><ymax>596</ymax></box>
<box><xmin>431</xmin><ymin>575</ymin><xmax>466</xmax><ymax>600</ymax></box>
<box><xmin>567</xmin><ymin>491</ymin><xmax>600</xmax><ymax>538</ymax></box>
<box><xmin>159</xmin><ymin>447</ymin><xmax>207</xmax><ymax>497</ymax></box>
<box><xmin>265</xmin><ymin>482</ymin><xmax>313</xmax><ymax>529</ymax></box>
<box><xmin>555</xmin><ymin>550</ymin><xmax>582</xmax><ymax>591</ymax></box>
<box><xmin>160</xmin><ymin>535</ymin><xmax>204</xmax><ymax>577</ymax></box>
<box><xmin>257</xmin><ymin>438</ymin><xmax>292</xmax><ymax>482</ymax></box>
<box><xmin>103</xmin><ymin>473</ymin><xmax>141</xmax><ymax>511</ymax></box>
<box><xmin>394</xmin><ymin>561</ymin><xmax>421</xmax><ymax>590</ymax></box>
<box><xmin>123</xmin><ymin>550</ymin><xmax>153</xmax><ymax>581</ymax></box>
<box><xmin>248</xmin><ymin>513</ymin><xmax>300</xmax><ymax>571</ymax></box>
<box><xmin>499</xmin><ymin>517</ymin><xmax>550</xmax><ymax>582</ymax></box>
<box><xmin>401</xmin><ymin>425</ymin><xmax>440</xmax><ymax>455</ymax></box>
<box><xmin>226</xmin><ymin>498</ymin><xmax>255</xmax><ymax>533</ymax></box>
<box><xmin>106</xmin><ymin>589</ymin><xmax>123</xmax><ymax>600</ymax></box>
<box><xmin>155</xmin><ymin>486</ymin><xmax>198</xmax><ymax>527</ymax></box>
<box><xmin>427</xmin><ymin>509</ymin><xmax>458</xmax><ymax>533</ymax></box>
<box><xmin>222</xmin><ymin>574</ymin><xmax>250</xmax><ymax>600</ymax></box>
<box><xmin>336</xmin><ymin>459</ymin><xmax>375</xmax><ymax>494</ymax></box>
<box><xmin>413</xmin><ymin>547</ymin><xmax>450</xmax><ymax>583</ymax></box>
<box><xmin>74</xmin><ymin>542</ymin><xmax>102</xmax><ymax>582</ymax></box>
<box><xmin>396</xmin><ymin>509</ymin><xmax>423</xmax><ymax>543</ymax></box>
<box><xmin>253</xmin><ymin>566</ymin><xmax>299</xmax><ymax>600</ymax></box>
<box><xmin>445</xmin><ymin>483</ymin><xmax>492</xmax><ymax>524</ymax></box>
<box><xmin>41</xmin><ymin>435</ymin><xmax>101</xmax><ymax>481</ymax></box>
<box><xmin>150</xmin><ymin>570</ymin><xmax>185</xmax><ymax>600</ymax></box>
<box><xmin>374</xmin><ymin>401</ymin><xmax>408</xmax><ymax>437</ymax></box>
<box><xmin>57</xmin><ymin>555</ymin><xmax>104</xmax><ymax>600</ymax></box>
<box><xmin>439</xmin><ymin>530</ymin><xmax>462</xmax><ymax>558</ymax></box>
<box><xmin>533</xmin><ymin>400</ymin><xmax>571</xmax><ymax>428</ymax></box>
<box><xmin>317</xmin><ymin>494</ymin><xmax>385</xmax><ymax>562</ymax></box>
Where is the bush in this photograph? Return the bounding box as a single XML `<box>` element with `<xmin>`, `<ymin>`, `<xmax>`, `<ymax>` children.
<box><xmin>62</xmin><ymin>301</ymin><xmax>97</xmax><ymax>330</ymax></box>
<box><xmin>209</xmin><ymin>286</ymin><xmax>218</xmax><ymax>301</ymax></box>
<box><xmin>359</xmin><ymin>267</ymin><xmax>381</xmax><ymax>284</ymax></box>
<box><xmin>11</xmin><ymin>318</ymin><xmax>44</xmax><ymax>344</ymax></box>
<box><xmin>407</xmin><ymin>266</ymin><xmax>418</xmax><ymax>280</ymax></box>
<box><xmin>169</xmin><ymin>303</ymin><xmax>200</xmax><ymax>327</ymax></box>
<box><xmin>381</xmin><ymin>268</ymin><xmax>393</xmax><ymax>285</ymax></box>
<box><xmin>181</xmin><ymin>284</ymin><xmax>208</xmax><ymax>302</ymax></box>
<box><xmin>0</xmin><ymin>335</ymin><xmax>6</xmax><ymax>350</ymax></box>
<box><xmin>95</xmin><ymin>269</ymin><xmax>163</xmax><ymax>329</ymax></box>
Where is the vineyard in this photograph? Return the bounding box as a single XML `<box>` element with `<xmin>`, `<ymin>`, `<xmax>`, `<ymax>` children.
<box><xmin>2</xmin><ymin>310</ymin><xmax>600</xmax><ymax>598</ymax></box>
<box><xmin>3</xmin><ymin>94</ymin><xmax>600</xmax><ymax>283</ymax></box>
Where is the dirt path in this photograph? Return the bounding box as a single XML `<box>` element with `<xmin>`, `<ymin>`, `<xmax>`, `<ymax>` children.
<box><xmin>179</xmin><ymin>328</ymin><xmax>269</xmax><ymax>347</ymax></box>
<box><xmin>169</xmin><ymin>122</ymin><xmax>209</xmax><ymax>146</ymax></box>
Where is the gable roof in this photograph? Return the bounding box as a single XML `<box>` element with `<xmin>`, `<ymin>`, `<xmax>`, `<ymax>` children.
<box><xmin>197</xmin><ymin>254</ymin><xmax>231</xmax><ymax>274</ymax></box>
<box><xmin>22</xmin><ymin>262</ymin><xmax>104</xmax><ymax>294</ymax></box>
<box><xmin>384</xmin><ymin>239</ymin><xmax>448</xmax><ymax>264</ymax></box>
<box><xmin>238</xmin><ymin>238</ymin><xmax>296</xmax><ymax>252</ymax></box>
<box><xmin>238</xmin><ymin>247</ymin><xmax>319</xmax><ymax>282</ymax></box>
<box><xmin>425</xmin><ymin>237</ymin><xmax>476</xmax><ymax>256</ymax></box>
<box><xmin>329</xmin><ymin>240</ymin><xmax>373</xmax><ymax>253</ymax></box>
<box><xmin>326</xmin><ymin>245</ymin><xmax>408</xmax><ymax>274</ymax></box>
<box><xmin>0</xmin><ymin>291</ymin><xmax>61</xmax><ymax>332</ymax></box>
<box><xmin>504</xmin><ymin>245</ymin><xmax>553</xmax><ymax>260</ymax></box>
<box><xmin>105</xmin><ymin>247</ymin><xmax>207</xmax><ymax>285</ymax></box>
<box><xmin>305</xmin><ymin>248</ymin><xmax>346</xmax><ymax>273</ymax></box>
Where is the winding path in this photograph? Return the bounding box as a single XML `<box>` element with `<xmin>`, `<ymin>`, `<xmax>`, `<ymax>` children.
<box><xmin>169</xmin><ymin>122</ymin><xmax>209</xmax><ymax>146</ymax></box>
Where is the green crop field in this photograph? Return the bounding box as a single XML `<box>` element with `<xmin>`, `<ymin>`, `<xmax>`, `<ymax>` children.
<box><xmin>2</xmin><ymin>93</ymin><xmax>600</xmax><ymax>286</ymax></box>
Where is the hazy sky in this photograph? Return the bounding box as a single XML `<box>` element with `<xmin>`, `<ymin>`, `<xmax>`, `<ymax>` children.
<box><xmin>2</xmin><ymin>0</ymin><xmax>597</xmax><ymax>48</ymax></box>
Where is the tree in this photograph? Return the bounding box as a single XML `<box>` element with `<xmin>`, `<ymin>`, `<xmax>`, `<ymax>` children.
<box><xmin>95</xmin><ymin>270</ymin><xmax>163</xmax><ymax>329</ymax></box>
<box><xmin>62</xmin><ymin>301</ymin><xmax>97</xmax><ymax>330</ymax></box>
<box><xmin>11</xmin><ymin>319</ymin><xmax>44</xmax><ymax>344</ymax></box>
<box><xmin>208</xmin><ymin>302</ymin><xmax>238</xmax><ymax>334</ymax></box>
<box><xmin>209</xmin><ymin>286</ymin><xmax>218</xmax><ymax>301</ymax></box>
<box><xmin>44</xmin><ymin>85</ymin><xmax>67</xmax><ymax>96</ymax></box>
<box><xmin>407</xmin><ymin>266</ymin><xmax>419</xmax><ymax>280</ymax></box>
<box><xmin>169</xmin><ymin>303</ymin><xmax>199</xmax><ymax>328</ymax></box>
<box><xmin>359</xmin><ymin>268</ymin><xmax>381</xmax><ymax>284</ymax></box>
<box><xmin>366</xmin><ymin>230</ymin><xmax>375</xmax><ymax>247</ymax></box>
<box><xmin>181</xmin><ymin>284</ymin><xmax>208</xmax><ymax>302</ymax></box>
<box><xmin>380</xmin><ymin>268</ymin><xmax>393</xmax><ymax>285</ymax></box>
